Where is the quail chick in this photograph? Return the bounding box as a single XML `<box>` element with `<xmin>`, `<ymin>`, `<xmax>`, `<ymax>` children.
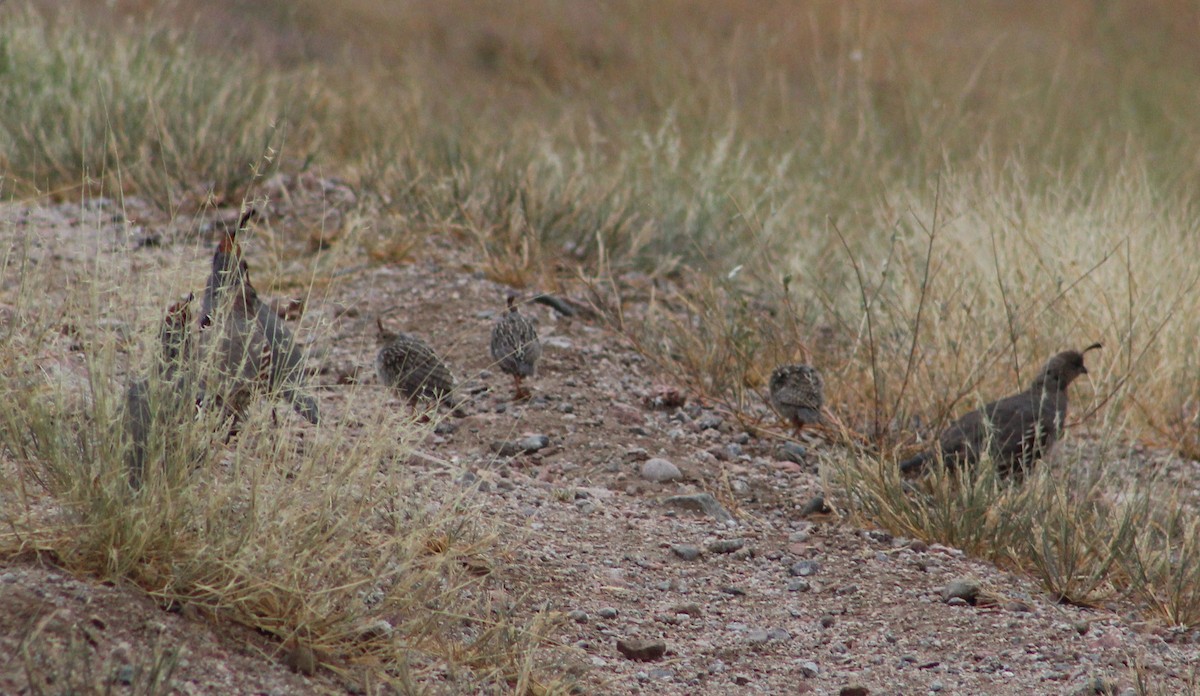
<box><xmin>490</xmin><ymin>294</ymin><xmax>542</xmax><ymax>400</ymax></box>
<box><xmin>200</xmin><ymin>208</ymin><xmax>319</xmax><ymax>425</ymax></box>
<box><xmin>124</xmin><ymin>294</ymin><xmax>199</xmax><ymax>488</ymax></box>
<box><xmin>376</xmin><ymin>317</ymin><xmax>462</xmax><ymax>413</ymax></box>
<box><xmin>899</xmin><ymin>344</ymin><xmax>1101</xmax><ymax>480</ymax></box>
<box><xmin>769</xmin><ymin>364</ymin><xmax>824</xmax><ymax>435</ymax></box>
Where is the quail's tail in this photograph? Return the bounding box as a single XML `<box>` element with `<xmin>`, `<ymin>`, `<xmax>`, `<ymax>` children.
<box><xmin>282</xmin><ymin>387</ymin><xmax>321</xmax><ymax>425</ymax></box>
<box><xmin>898</xmin><ymin>453</ymin><xmax>928</xmax><ymax>476</ymax></box>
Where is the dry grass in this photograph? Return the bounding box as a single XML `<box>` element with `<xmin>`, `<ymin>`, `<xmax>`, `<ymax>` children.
<box><xmin>0</xmin><ymin>211</ymin><xmax>575</xmax><ymax>693</ymax></box>
<box><xmin>6</xmin><ymin>0</ymin><xmax>1200</xmax><ymax>688</ymax></box>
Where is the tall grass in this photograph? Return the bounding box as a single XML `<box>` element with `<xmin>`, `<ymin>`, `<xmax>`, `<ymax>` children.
<box><xmin>0</xmin><ymin>6</ymin><xmax>321</xmax><ymax>207</ymax></box>
<box><xmin>0</xmin><ymin>216</ymin><xmax>574</xmax><ymax>693</ymax></box>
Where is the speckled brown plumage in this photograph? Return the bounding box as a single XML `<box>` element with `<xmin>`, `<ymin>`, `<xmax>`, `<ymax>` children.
<box><xmin>376</xmin><ymin>317</ymin><xmax>459</xmax><ymax>409</ymax></box>
<box><xmin>200</xmin><ymin>209</ymin><xmax>319</xmax><ymax>425</ymax></box>
<box><xmin>124</xmin><ymin>294</ymin><xmax>199</xmax><ymax>488</ymax></box>
<box><xmin>899</xmin><ymin>344</ymin><xmax>1101</xmax><ymax>480</ymax></box>
<box><xmin>490</xmin><ymin>295</ymin><xmax>541</xmax><ymax>400</ymax></box>
<box><xmin>769</xmin><ymin>364</ymin><xmax>824</xmax><ymax>434</ymax></box>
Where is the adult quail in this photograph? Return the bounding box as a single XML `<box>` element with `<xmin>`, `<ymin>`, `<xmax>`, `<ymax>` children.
<box><xmin>200</xmin><ymin>209</ymin><xmax>320</xmax><ymax>425</ymax></box>
<box><xmin>124</xmin><ymin>294</ymin><xmax>199</xmax><ymax>488</ymax></box>
<box><xmin>490</xmin><ymin>294</ymin><xmax>542</xmax><ymax>400</ymax></box>
<box><xmin>899</xmin><ymin>344</ymin><xmax>1101</xmax><ymax>479</ymax></box>
<box><xmin>376</xmin><ymin>317</ymin><xmax>462</xmax><ymax>412</ymax></box>
<box><xmin>769</xmin><ymin>364</ymin><xmax>825</xmax><ymax>435</ymax></box>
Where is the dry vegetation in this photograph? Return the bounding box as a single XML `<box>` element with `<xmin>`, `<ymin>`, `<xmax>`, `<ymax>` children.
<box><xmin>5</xmin><ymin>0</ymin><xmax>1200</xmax><ymax>692</ymax></box>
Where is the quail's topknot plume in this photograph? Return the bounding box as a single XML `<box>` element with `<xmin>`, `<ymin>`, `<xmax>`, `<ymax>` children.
<box><xmin>769</xmin><ymin>364</ymin><xmax>825</xmax><ymax>435</ymax></box>
<box><xmin>125</xmin><ymin>293</ymin><xmax>199</xmax><ymax>489</ymax></box>
<box><xmin>899</xmin><ymin>343</ymin><xmax>1101</xmax><ymax>480</ymax></box>
<box><xmin>376</xmin><ymin>317</ymin><xmax>461</xmax><ymax>412</ymax></box>
<box><xmin>200</xmin><ymin>207</ymin><xmax>320</xmax><ymax>426</ymax></box>
<box><xmin>490</xmin><ymin>294</ymin><xmax>542</xmax><ymax>400</ymax></box>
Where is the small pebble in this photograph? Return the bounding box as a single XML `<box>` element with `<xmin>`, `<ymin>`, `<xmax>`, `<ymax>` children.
<box><xmin>640</xmin><ymin>458</ymin><xmax>682</xmax><ymax>482</ymax></box>
<box><xmin>790</xmin><ymin>560</ymin><xmax>820</xmax><ymax>577</ymax></box>
<box><xmin>671</xmin><ymin>544</ymin><xmax>702</xmax><ymax>561</ymax></box>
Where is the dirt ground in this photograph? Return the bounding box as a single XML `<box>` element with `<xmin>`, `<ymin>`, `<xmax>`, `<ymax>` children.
<box><xmin>2</xmin><ymin>189</ymin><xmax>1199</xmax><ymax>695</ymax></box>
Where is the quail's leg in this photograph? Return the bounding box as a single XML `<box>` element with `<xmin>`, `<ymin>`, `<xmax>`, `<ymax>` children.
<box><xmin>513</xmin><ymin>375</ymin><xmax>531</xmax><ymax>401</ymax></box>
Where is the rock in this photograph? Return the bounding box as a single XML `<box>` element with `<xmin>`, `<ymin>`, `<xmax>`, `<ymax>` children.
<box><xmin>799</xmin><ymin>495</ymin><xmax>832</xmax><ymax>517</ymax></box>
<box><xmin>670</xmin><ymin>602</ymin><xmax>703</xmax><ymax>617</ymax></box>
<box><xmin>798</xmin><ymin>660</ymin><xmax>820</xmax><ymax>678</ymax></box>
<box><xmin>777</xmin><ymin>442</ymin><xmax>808</xmax><ymax>463</ymax></box>
<box><xmin>285</xmin><ymin>644</ymin><xmax>317</xmax><ymax>676</ymax></box>
<box><xmin>662</xmin><ymin>493</ymin><xmax>734</xmax><ymax>523</ymax></box>
<box><xmin>569</xmin><ymin>610</ymin><xmax>589</xmax><ymax>624</ymax></box>
<box><xmin>519</xmin><ymin>434</ymin><xmax>550</xmax><ymax>452</ymax></box>
<box><xmin>767</xmin><ymin>628</ymin><xmax>791</xmax><ymax>641</ymax></box>
<box><xmin>598</xmin><ymin>607</ymin><xmax>619</xmax><ymax>619</ymax></box>
<box><xmin>840</xmin><ymin>686</ymin><xmax>869</xmax><ymax>696</ymax></box>
<box><xmin>746</xmin><ymin>629</ymin><xmax>770</xmax><ymax>644</ymax></box>
<box><xmin>641</xmin><ymin>458</ymin><xmax>682</xmax><ymax>482</ymax></box>
<box><xmin>671</xmin><ymin>544</ymin><xmax>702</xmax><ymax>561</ymax></box>
<box><xmin>787</xmin><ymin>579</ymin><xmax>811</xmax><ymax>592</ymax></box>
<box><xmin>790</xmin><ymin>560</ymin><xmax>820</xmax><ymax>577</ymax></box>
<box><xmin>947</xmin><ymin>597</ymin><xmax>969</xmax><ymax>607</ymax></box>
<box><xmin>616</xmin><ymin>638</ymin><xmax>667</xmax><ymax>662</ymax></box>
<box><xmin>943</xmin><ymin>578</ymin><xmax>981</xmax><ymax>604</ymax></box>
<box><xmin>696</xmin><ymin>413</ymin><xmax>723</xmax><ymax>430</ymax></box>
<box><xmin>819</xmin><ymin>615</ymin><xmax>835</xmax><ymax>628</ymax></box>
<box><xmin>1070</xmin><ymin>677</ymin><xmax>1118</xmax><ymax>695</ymax></box>
<box><xmin>353</xmin><ymin>619</ymin><xmax>394</xmax><ymax>642</ymax></box>
<box><xmin>706</xmin><ymin>538</ymin><xmax>745</xmax><ymax>554</ymax></box>
<box><xmin>720</xmin><ymin>586</ymin><xmax>747</xmax><ymax>596</ymax></box>
<box><xmin>490</xmin><ymin>434</ymin><xmax>550</xmax><ymax>457</ymax></box>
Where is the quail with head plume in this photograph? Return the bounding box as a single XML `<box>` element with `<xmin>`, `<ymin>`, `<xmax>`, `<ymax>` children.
<box><xmin>769</xmin><ymin>364</ymin><xmax>825</xmax><ymax>435</ymax></box>
<box><xmin>376</xmin><ymin>317</ymin><xmax>463</xmax><ymax>413</ymax></box>
<box><xmin>899</xmin><ymin>344</ymin><xmax>1101</xmax><ymax>480</ymax></box>
<box><xmin>200</xmin><ymin>208</ymin><xmax>320</xmax><ymax>425</ymax></box>
<box><xmin>490</xmin><ymin>294</ymin><xmax>542</xmax><ymax>400</ymax></box>
<box><xmin>124</xmin><ymin>293</ymin><xmax>200</xmax><ymax>488</ymax></box>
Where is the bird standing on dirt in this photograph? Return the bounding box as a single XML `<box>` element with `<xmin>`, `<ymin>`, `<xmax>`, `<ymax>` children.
<box><xmin>376</xmin><ymin>317</ymin><xmax>462</xmax><ymax>413</ymax></box>
<box><xmin>200</xmin><ymin>208</ymin><xmax>320</xmax><ymax>426</ymax></box>
<box><xmin>899</xmin><ymin>344</ymin><xmax>1101</xmax><ymax>480</ymax></box>
<box><xmin>490</xmin><ymin>294</ymin><xmax>542</xmax><ymax>400</ymax></box>
<box><xmin>124</xmin><ymin>294</ymin><xmax>199</xmax><ymax>488</ymax></box>
<box><xmin>769</xmin><ymin>364</ymin><xmax>825</xmax><ymax>435</ymax></box>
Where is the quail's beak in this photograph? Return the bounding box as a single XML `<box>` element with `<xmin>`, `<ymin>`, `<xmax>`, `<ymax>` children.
<box><xmin>1081</xmin><ymin>366</ymin><xmax>1088</xmax><ymax>375</ymax></box>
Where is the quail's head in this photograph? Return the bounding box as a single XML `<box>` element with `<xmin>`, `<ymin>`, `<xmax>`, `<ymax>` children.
<box><xmin>1032</xmin><ymin>343</ymin><xmax>1101</xmax><ymax>391</ymax></box>
<box><xmin>375</xmin><ymin>317</ymin><xmax>398</xmax><ymax>346</ymax></box>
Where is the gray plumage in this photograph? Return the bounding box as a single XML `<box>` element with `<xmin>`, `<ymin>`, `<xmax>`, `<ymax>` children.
<box><xmin>124</xmin><ymin>294</ymin><xmax>198</xmax><ymax>489</ymax></box>
<box><xmin>490</xmin><ymin>295</ymin><xmax>541</xmax><ymax>399</ymax></box>
<box><xmin>769</xmin><ymin>364</ymin><xmax>824</xmax><ymax>433</ymax></box>
<box><xmin>200</xmin><ymin>209</ymin><xmax>319</xmax><ymax>425</ymax></box>
<box><xmin>899</xmin><ymin>344</ymin><xmax>1101</xmax><ymax>480</ymax></box>
<box><xmin>376</xmin><ymin>318</ymin><xmax>459</xmax><ymax>409</ymax></box>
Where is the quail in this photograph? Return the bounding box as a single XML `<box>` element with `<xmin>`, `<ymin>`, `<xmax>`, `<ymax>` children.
<box><xmin>376</xmin><ymin>317</ymin><xmax>462</xmax><ymax>413</ymax></box>
<box><xmin>769</xmin><ymin>364</ymin><xmax>825</xmax><ymax>435</ymax></box>
<box><xmin>490</xmin><ymin>294</ymin><xmax>542</xmax><ymax>400</ymax></box>
<box><xmin>200</xmin><ymin>209</ymin><xmax>319</xmax><ymax>425</ymax></box>
<box><xmin>899</xmin><ymin>344</ymin><xmax>1101</xmax><ymax>480</ymax></box>
<box><xmin>124</xmin><ymin>294</ymin><xmax>199</xmax><ymax>488</ymax></box>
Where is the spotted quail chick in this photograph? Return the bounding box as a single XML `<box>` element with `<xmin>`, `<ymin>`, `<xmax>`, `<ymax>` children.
<box><xmin>125</xmin><ymin>294</ymin><xmax>199</xmax><ymax>488</ymax></box>
<box><xmin>200</xmin><ymin>209</ymin><xmax>319</xmax><ymax>425</ymax></box>
<box><xmin>376</xmin><ymin>317</ymin><xmax>461</xmax><ymax>412</ymax></box>
<box><xmin>899</xmin><ymin>344</ymin><xmax>1101</xmax><ymax>480</ymax></box>
<box><xmin>490</xmin><ymin>294</ymin><xmax>542</xmax><ymax>400</ymax></box>
<box><xmin>769</xmin><ymin>364</ymin><xmax>825</xmax><ymax>435</ymax></box>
